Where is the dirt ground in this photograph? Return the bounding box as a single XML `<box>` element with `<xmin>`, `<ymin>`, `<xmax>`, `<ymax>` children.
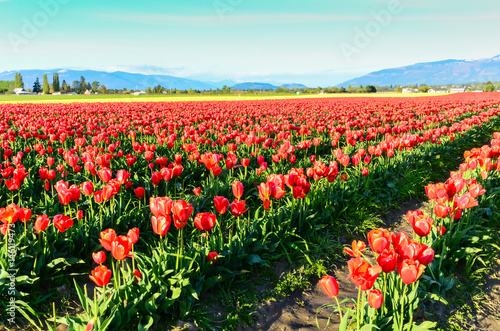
<box><xmin>242</xmin><ymin>201</ymin><xmax>420</xmax><ymax>331</ymax></box>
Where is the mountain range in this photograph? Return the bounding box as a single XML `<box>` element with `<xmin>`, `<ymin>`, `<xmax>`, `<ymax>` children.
<box><xmin>338</xmin><ymin>55</ymin><xmax>500</xmax><ymax>87</ymax></box>
<box><xmin>0</xmin><ymin>69</ymin><xmax>307</xmax><ymax>91</ymax></box>
<box><xmin>2</xmin><ymin>55</ymin><xmax>500</xmax><ymax>92</ymax></box>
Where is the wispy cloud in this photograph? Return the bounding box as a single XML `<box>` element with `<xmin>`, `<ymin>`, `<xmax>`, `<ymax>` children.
<box><xmin>97</xmin><ymin>12</ymin><xmax>500</xmax><ymax>27</ymax></box>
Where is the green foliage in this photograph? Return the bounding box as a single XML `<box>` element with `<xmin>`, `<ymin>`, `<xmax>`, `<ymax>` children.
<box><xmin>42</xmin><ymin>74</ymin><xmax>50</xmax><ymax>94</ymax></box>
<box><xmin>14</xmin><ymin>72</ymin><xmax>24</xmax><ymax>89</ymax></box>
<box><xmin>53</xmin><ymin>73</ymin><xmax>60</xmax><ymax>92</ymax></box>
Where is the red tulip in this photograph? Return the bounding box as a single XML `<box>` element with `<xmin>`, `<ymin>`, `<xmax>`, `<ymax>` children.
<box><xmin>344</xmin><ymin>240</ymin><xmax>366</xmax><ymax>257</ymax></box>
<box><xmin>69</xmin><ymin>185</ymin><xmax>81</xmax><ymax>202</ymax></box>
<box><xmin>92</xmin><ymin>251</ymin><xmax>106</xmax><ymax>264</ymax></box>
<box><xmin>53</xmin><ymin>215</ymin><xmax>73</xmax><ymax>233</ymax></box>
<box><xmin>194</xmin><ymin>212</ymin><xmax>216</xmax><ymax>231</ymax></box>
<box><xmin>318</xmin><ymin>275</ymin><xmax>339</xmax><ymax>298</ymax></box>
<box><xmin>232</xmin><ymin>181</ymin><xmax>244</xmax><ymax>199</ymax></box>
<box><xmin>368</xmin><ymin>289</ymin><xmax>383</xmax><ymax>309</ymax></box>
<box><xmin>116</xmin><ymin>169</ymin><xmax>131</xmax><ymax>184</ymax></box>
<box><xmin>230</xmin><ymin>199</ymin><xmax>248</xmax><ymax>217</ymax></box>
<box><xmin>151</xmin><ymin>172</ymin><xmax>162</xmax><ymax>187</ymax></box>
<box><xmin>97</xmin><ymin>168</ymin><xmax>112</xmax><ymax>183</ymax></box>
<box><xmin>241</xmin><ymin>158</ymin><xmax>250</xmax><ymax>167</ymax></box>
<box><xmin>207</xmin><ymin>251</ymin><xmax>219</xmax><ymax>263</ymax></box>
<box><xmin>436</xmin><ymin>225</ymin><xmax>446</xmax><ymax>236</ymax></box>
<box><xmin>398</xmin><ymin>259</ymin><xmax>425</xmax><ymax>284</ymax></box>
<box><xmin>89</xmin><ymin>265</ymin><xmax>111</xmax><ymax>287</ymax></box>
<box><xmin>111</xmin><ymin>235</ymin><xmax>132</xmax><ymax>260</ymax></box>
<box><xmin>127</xmin><ymin>227</ymin><xmax>139</xmax><ymax>244</ymax></box>
<box><xmin>18</xmin><ymin>208</ymin><xmax>31</xmax><ymax>223</ymax></box>
<box><xmin>172</xmin><ymin>200</ymin><xmax>193</xmax><ymax>228</ymax></box>
<box><xmin>34</xmin><ymin>214</ymin><xmax>50</xmax><ymax>232</ymax></box>
<box><xmin>417</xmin><ymin>244</ymin><xmax>435</xmax><ymax>266</ymax></box>
<box><xmin>367</xmin><ymin>229</ymin><xmax>391</xmax><ymax>254</ymax></box>
<box><xmin>347</xmin><ymin>257</ymin><xmax>382</xmax><ymax>291</ymax></box>
<box><xmin>81</xmin><ymin>181</ymin><xmax>94</xmax><ymax>196</ymax></box>
<box><xmin>151</xmin><ymin>214</ymin><xmax>171</xmax><ymax>236</ymax></box>
<box><xmin>213</xmin><ymin>196</ymin><xmax>229</xmax><ymax>214</ymax></box>
<box><xmin>99</xmin><ymin>229</ymin><xmax>117</xmax><ymax>251</ymax></box>
<box><xmin>377</xmin><ymin>249</ymin><xmax>398</xmax><ymax>273</ymax></box>
<box><xmin>94</xmin><ymin>190</ymin><xmax>104</xmax><ymax>204</ymax></box>
<box><xmin>150</xmin><ymin>197</ymin><xmax>173</xmax><ymax>217</ymax></box>
<box><xmin>134</xmin><ymin>187</ymin><xmax>145</xmax><ymax>198</ymax></box>
<box><xmin>434</xmin><ymin>204</ymin><xmax>449</xmax><ymax>218</ymax></box>
<box><xmin>193</xmin><ymin>187</ymin><xmax>201</xmax><ymax>196</ymax></box>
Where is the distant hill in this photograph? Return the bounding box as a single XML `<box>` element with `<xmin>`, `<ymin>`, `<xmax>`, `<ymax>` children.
<box><xmin>0</xmin><ymin>69</ymin><xmax>231</xmax><ymax>91</ymax></box>
<box><xmin>232</xmin><ymin>82</ymin><xmax>308</xmax><ymax>91</ymax></box>
<box><xmin>338</xmin><ymin>55</ymin><xmax>500</xmax><ymax>87</ymax></box>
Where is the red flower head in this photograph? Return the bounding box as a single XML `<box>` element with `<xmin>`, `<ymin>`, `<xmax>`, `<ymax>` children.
<box><xmin>410</xmin><ymin>214</ymin><xmax>434</xmax><ymax>237</ymax></box>
<box><xmin>111</xmin><ymin>235</ymin><xmax>132</xmax><ymax>260</ymax></box>
<box><xmin>81</xmin><ymin>181</ymin><xmax>94</xmax><ymax>196</ymax></box>
<box><xmin>57</xmin><ymin>188</ymin><xmax>73</xmax><ymax>206</ymax></box>
<box><xmin>194</xmin><ymin>212</ymin><xmax>216</xmax><ymax>231</ymax></box>
<box><xmin>377</xmin><ymin>249</ymin><xmax>398</xmax><ymax>273</ymax></box>
<box><xmin>207</xmin><ymin>251</ymin><xmax>219</xmax><ymax>263</ymax></box>
<box><xmin>193</xmin><ymin>187</ymin><xmax>201</xmax><ymax>196</ymax></box>
<box><xmin>116</xmin><ymin>169</ymin><xmax>131</xmax><ymax>184</ymax></box>
<box><xmin>318</xmin><ymin>275</ymin><xmax>339</xmax><ymax>298</ymax></box>
<box><xmin>18</xmin><ymin>208</ymin><xmax>31</xmax><ymax>223</ymax></box>
<box><xmin>99</xmin><ymin>229</ymin><xmax>117</xmax><ymax>251</ymax></box>
<box><xmin>230</xmin><ymin>199</ymin><xmax>248</xmax><ymax>217</ymax></box>
<box><xmin>34</xmin><ymin>214</ymin><xmax>50</xmax><ymax>232</ymax></box>
<box><xmin>149</xmin><ymin>197</ymin><xmax>173</xmax><ymax>217</ymax></box>
<box><xmin>213</xmin><ymin>196</ymin><xmax>229</xmax><ymax>215</ymax></box>
<box><xmin>89</xmin><ymin>265</ymin><xmax>111</xmax><ymax>287</ymax></box>
<box><xmin>417</xmin><ymin>244</ymin><xmax>435</xmax><ymax>266</ymax></box>
<box><xmin>368</xmin><ymin>289</ymin><xmax>383</xmax><ymax>309</ymax></box>
<box><xmin>172</xmin><ymin>200</ymin><xmax>193</xmax><ymax>228</ymax></box>
<box><xmin>347</xmin><ymin>257</ymin><xmax>382</xmax><ymax>291</ymax></box>
<box><xmin>94</xmin><ymin>190</ymin><xmax>104</xmax><ymax>204</ymax></box>
<box><xmin>398</xmin><ymin>259</ymin><xmax>425</xmax><ymax>284</ymax></box>
<box><xmin>241</xmin><ymin>158</ymin><xmax>250</xmax><ymax>167</ymax></box>
<box><xmin>232</xmin><ymin>181</ymin><xmax>244</xmax><ymax>200</ymax></box>
<box><xmin>151</xmin><ymin>214</ymin><xmax>171</xmax><ymax>236</ymax></box>
<box><xmin>53</xmin><ymin>215</ymin><xmax>74</xmax><ymax>233</ymax></box>
<box><xmin>434</xmin><ymin>204</ymin><xmax>449</xmax><ymax>218</ymax></box>
<box><xmin>92</xmin><ymin>251</ymin><xmax>106</xmax><ymax>264</ymax></box>
<box><xmin>436</xmin><ymin>225</ymin><xmax>446</xmax><ymax>236</ymax></box>
<box><xmin>127</xmin><ymin>227</ymin><xmax>139</xmax><ymax>244</ymax></box>
<box><xmin>367</xmin><ymin>228</ymin><xmax>391</xmax><ymax>254</ymax></box>
<box><xmin>454</xmin><ymin>194</ymin><xmax>478</xmax><ymax>210</ymax></box>
<box><xmin>69</xmin><ymin>185</ymin><xmax>81</xmax><ymax>202</ymax></box>
<box><xmin>344</xmin><ymin>240</ymin><xmax>366</xmax><ymax>257</ymax></box>
<box><xmin>97</xmin><ymin>168</ymin><xmax>112</xmax><ymax>183</ymax></box>
<box><xmin>468</xmin><ymin>184</ymin><xmax>486</xmax><ymax>198</ymax></box>
<box><xmin>134</xmin><ymin>187</ymin><xmax>145</xmax><ymax>199</ymax></box>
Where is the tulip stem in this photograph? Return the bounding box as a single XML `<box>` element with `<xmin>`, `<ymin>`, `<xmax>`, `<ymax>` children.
<box><xmin>356</xmin><ymin>287</ymin><xmax>361</xmax><ymax>331</ymax></box>
<box><xmin>399</xmin><ymin>283</ymin><xmax>408</xmax><ymax>331</ymax></box>
<box><xmin>131</xmin><ymin>244</ymin><xmax>135</xmax><ymax>274</ymax></box>
<box><xmin>382</xmin><ymin>273</ymin><xmax>387</xmax><ymax>316</ymax></box>
<box><xmin>334</xmin><ymin>295</ymin><xmax>343</xmax><ymax>321</ymax></box>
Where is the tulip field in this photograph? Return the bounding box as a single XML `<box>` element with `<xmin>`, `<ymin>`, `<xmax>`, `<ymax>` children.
<box><xmin>1</xmin><ymin>93</ymin><xmax>500</xmax><ymax>330</ymax></box>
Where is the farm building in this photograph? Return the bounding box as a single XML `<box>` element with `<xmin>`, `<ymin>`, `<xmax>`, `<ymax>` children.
<box><xmin>428</xmin><ymin>89</ymin><xmax>447</xmax><ymax>93</ymax></box>
<box><xmin>402</xmin><ymin>88</ymin><xmax>417</xmax><ymax>94</ymax></box>
<box><xmin>450</xmin><ymin>87</ymin><xmax>466</xmax><ymax>93</ymax></box>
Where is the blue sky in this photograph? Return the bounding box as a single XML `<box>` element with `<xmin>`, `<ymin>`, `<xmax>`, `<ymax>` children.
<box><xmin>0</xmin><ymin>0</ymin><xmax>499</xmax><ymax>86</ymax></box>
